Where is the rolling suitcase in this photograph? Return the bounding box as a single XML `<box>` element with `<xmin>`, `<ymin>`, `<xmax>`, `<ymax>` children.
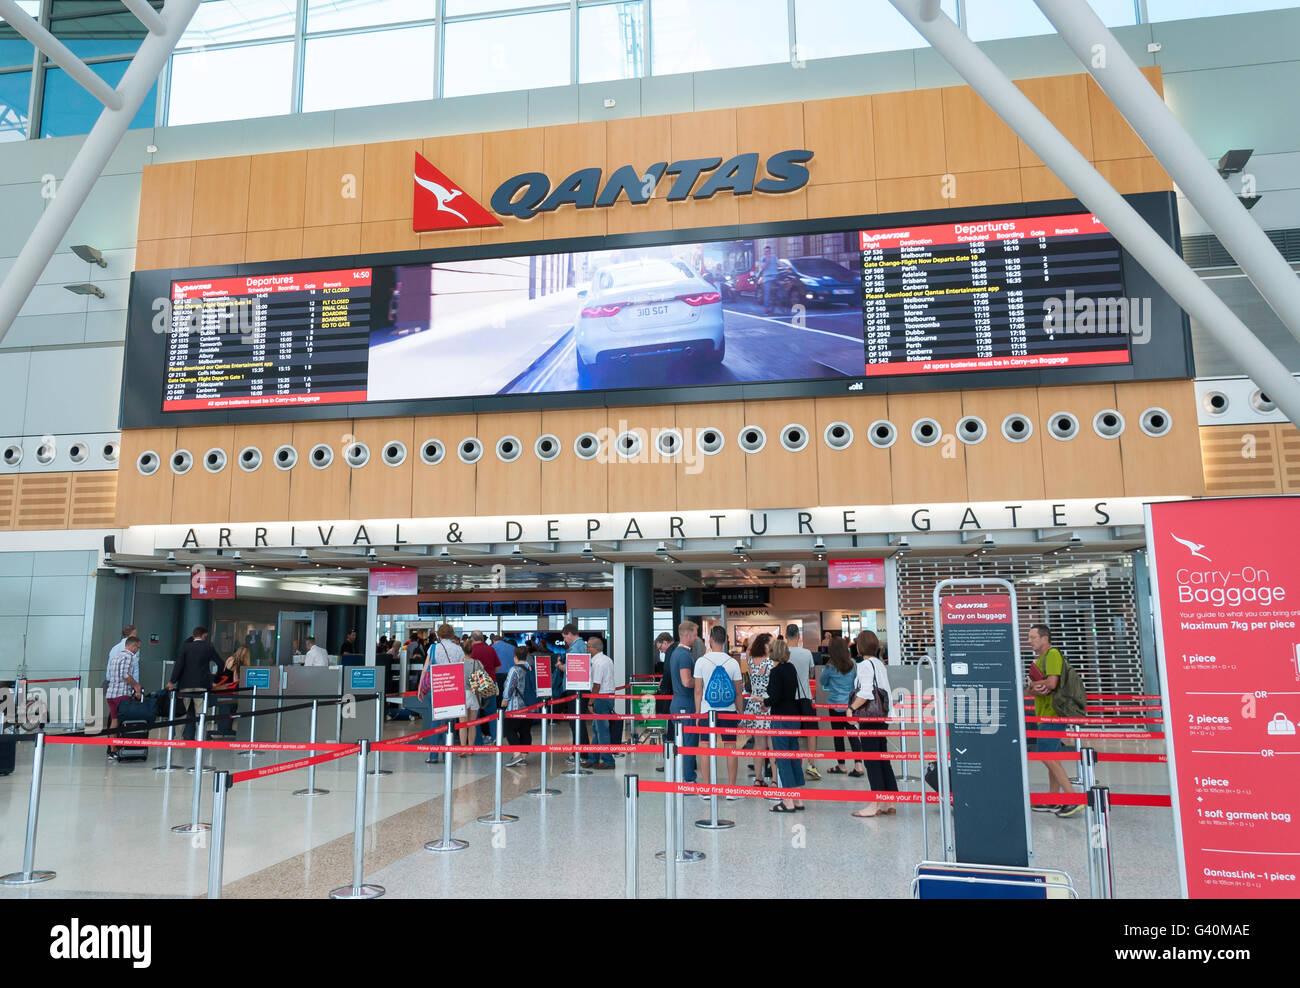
<box><xmin>0</xmin><ymin>734</ymin><xmax>15</xmax><ymax>776</ymax></box>
<box><xmin>115</xmin><ymin>697</ymin><xmax>155</xmax><ymax>763</ymax></box>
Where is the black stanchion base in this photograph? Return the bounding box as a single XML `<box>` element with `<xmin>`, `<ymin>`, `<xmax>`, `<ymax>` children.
<box><xmin>170</xmin><ymin>823</ymin><xmax>211</xmax><ymax>834</ymax></box>
<box><xmin>694</xmin><ymin>819</ymin><xmax>736</xmax><ymax>829</ymax></box>
<box><xmin>527</xmin><ymin>787</ymin><xmax>561</xmax><ymax>796</ymax></box>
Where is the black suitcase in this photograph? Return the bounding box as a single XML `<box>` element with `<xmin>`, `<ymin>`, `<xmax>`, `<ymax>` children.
<box><xmin>115</xmin><ymin>699</ymin><xmax>155</xmax><ymax>763</ymax></box>
<box><xmin>0</xmin><ymin>735</ymin><xmax>15</xmax><ymax>776</ymax></box>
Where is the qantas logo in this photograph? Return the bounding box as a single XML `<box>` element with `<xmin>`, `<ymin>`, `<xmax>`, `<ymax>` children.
<box><xmin>412</xmin><ymin>153</ymin><xmax>501</xmax><ymax>232</ymax></box>
<box><xmin>1170</xmin><ymin>533</ymin><xmax>1211</xmax><ymax>561</ymax></box>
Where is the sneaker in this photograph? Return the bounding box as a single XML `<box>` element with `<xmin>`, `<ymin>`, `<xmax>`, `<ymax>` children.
<box><xmin>506</xmin><ymin>755</ymin><xmax>526</xmax><ymax>768</ymax></box>
<box><xmin>725</xmin><ymin>794</ymin><xmax>740</xmax><ymax>801</ymax></box>
<box><xmin>1055</xmin><ymin>802</ymin><xmax>1084</xmax><ymax>818</ymax></box>
<box><xmin>1032</xmin><ymin>803</ymin><xmax>1061</xmax><ymax>813</ymax></box>
<box><xmin>805</xmin><ymin>765</ymin><xmax>822</xmax><ymax>780</ymax></box>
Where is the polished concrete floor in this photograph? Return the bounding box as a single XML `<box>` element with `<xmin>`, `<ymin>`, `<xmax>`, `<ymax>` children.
<box><xmin>0</xmin><ymin>727</ymin><xmax>1179</xmax><ymax>899</ymax></box>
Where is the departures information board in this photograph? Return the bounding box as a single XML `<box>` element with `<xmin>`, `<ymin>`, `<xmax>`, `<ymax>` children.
<box><xmin>860</xmin><ymin>212</ymin><xmax>1130</xmax><ymax>377</ymax></box>
<box><xmin>163</xmin><ymin>268</ymin><xmax>373</xmax><ymax>411</ymax></box>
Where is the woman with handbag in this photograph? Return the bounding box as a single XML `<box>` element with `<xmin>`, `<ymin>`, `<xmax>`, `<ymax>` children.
<box><xmin>458</xmin><ymin>640</ymin><xmax>482</xmax><ymax>755</ymax></box>
<box><xmin>820</xmin><ymin>637</ymin><xmax>864</xmax><ymax>776</ymax></box>
<box><xmin>848</xmin><ymin>630</ymin><xmax>898</xmax><ymax>818</ymax></box>
<box><xmin>763</xmin><ymin>637</ymin><xmax>805</xmax><ymax>812</ymax></box>
<box><xmin>736</xmin><ymin>632</ymin><xmax>775</xmax><ymax>788</ymax></box>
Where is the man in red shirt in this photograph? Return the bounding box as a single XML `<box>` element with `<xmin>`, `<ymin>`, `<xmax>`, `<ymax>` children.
<box><xmin>469</xmin><ymin>630</ymin><xmax>501</xmax><ymax>744</ymax></box>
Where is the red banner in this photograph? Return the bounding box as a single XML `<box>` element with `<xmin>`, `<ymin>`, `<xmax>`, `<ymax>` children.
<box><xmin>859</xmin><ymin>211</ymin><xmax>1109</xmax><ymax>250</ymax></box>
<box><xmin>940</xmin><ymin>594</ymin><xmax>1012</xmax><ymax>624</ymax></box>
<box><xmin>1148</xmin><ymin>496</ymin><xmax>1300</xmax><ymax>899</ymax></box>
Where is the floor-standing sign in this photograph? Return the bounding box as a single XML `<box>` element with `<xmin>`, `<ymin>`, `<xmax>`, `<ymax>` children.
<box><xmin>429</xmin><ymin>662</ymin><xmax>467</xmax><ymax>722</ymax></box>
<box><xmin>535</xmin><ymin>656</ymin><xmax>553</xmax><ymax>698</ymax></box>
<box><xmin>566</xmin><ymin>651</ymin><xmax>592</xmax><ymax>692</ymax></box>
<box><xmin>1146</xmin><ymin>496</ymin><xmax>1300</xmax><ymax>898</ymax></box>
<box><xmin>935</xmin><ymin>581</ymin><xmax>1032</xmax><ymax>867</ymax></box>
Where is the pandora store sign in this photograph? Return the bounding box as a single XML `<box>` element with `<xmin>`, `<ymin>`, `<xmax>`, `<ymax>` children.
<box><xmin>128</xmin><ymin>498</ymin><xmax>1174</xmax><ymax>553</ymax></box>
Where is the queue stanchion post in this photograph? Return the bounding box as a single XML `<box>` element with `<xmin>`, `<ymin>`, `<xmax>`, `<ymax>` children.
<box><xmin>897</xmin><ymin>704</ymin><xmax>909</xmax><ymax>782</ymax></box>
<box><xmin>695</xmin><ymin>710</ymin><xmax>734</xmax><ymax>830</ymax></box>
<box><xmin>1080</xmin><ymin>745</ymin><xmax>1097</xmax><ymax>792</ymax></box>
<box><xmin>625</xmin><ymin>773</ymin><xmax>639</xmax><ymax>899</ymax></box>
<box><xmin>293</xmin><ymin>699</ymin><xmax>329</xmax><ymax>797</ymax></box>
<box><xmin>368</xmin><ymin>692</ymin><xmax>390</xmax><ymax>777</ymax></box>
<box><xmin>1</xmin><ymin>731</ymin><xmax>55</xmax><ymax>885</ymax></box>
<box><xmin>154</xmin><ymin>690</ymin><xmax>180</xmax><ymax>774</ymax></box>
<box><xmin>477</xmin><ymin>709</ymin><xmax>517</xmax><ymax>825</ymax></box>
<box><xmin>187</xmin><ymin>692</ymin><xmax>214</xmax><ymax>773</ymax></box>
<box><xmin>1090</xmin><ymin>785</ymin><xmax>1115</xmax><ymax>899</ymax></box>
<box><xmin>173</xmin><ymin>707</ymin><xmax>211</xmax><ymax>834</ymax></box>
<box><xmin>425</xmin><ymin>724</ymin><xmax>468</xmax><ymax>853</ymax></box>
<box><xmin>330</xmin><ymin>739</ymin><xmax>385</xmax><ymax>899</ymax></box>
<box><xmin>656</xmin><ymin>721</ymin><xmax>703</xmax><ymax>862</ymax></box>
<box><xmin>243</xmin><ymin>685</ymin><xmax>258</xmax><ymax>760</ymax></box>
<box><xmin>662</xmin><ymin>739</ymin><xmax>677</xmax><ymax>899</ymax></box>
<box><xmin>207</xmin><ymin>771</ymin><xmax>230</xmax><ymax>899</ymax></box>
<box><xmin>527</xmin><ymin>700</ymin><xmax>560</xmax><ymax>797</ymax></box>
<box><xmin>563</xmin><ymin>692</ymin><xmax>591</xmax><ymax>777</ymax></box>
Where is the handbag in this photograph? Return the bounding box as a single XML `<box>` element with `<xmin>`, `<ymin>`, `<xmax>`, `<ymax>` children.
<box><xmin>849</xmin><ymin>660</ymin><xmax>890</xmax><ymax>719</ymax></box>
<box><xmin>470</xmin><ymin>667</ymin><xmax>499</xmax><ymax>699</ymax></box>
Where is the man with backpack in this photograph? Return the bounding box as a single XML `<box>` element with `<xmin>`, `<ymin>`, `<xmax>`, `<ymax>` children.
<box><xmin>1027</xmin><ymin>623</ymin><xmax>1084</xmax><ymax>817</ymax></box>
<box><xmin>693</xmin><ymin>625</ymin><xmax>744</xmax><ymax>794</ymax></box>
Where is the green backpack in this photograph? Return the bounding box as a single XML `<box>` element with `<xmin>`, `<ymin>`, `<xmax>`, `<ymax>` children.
<box><xmin>1052</xmin><ymin>650</ymin><xmax>1087</xmax><ymax>720</ymax></box>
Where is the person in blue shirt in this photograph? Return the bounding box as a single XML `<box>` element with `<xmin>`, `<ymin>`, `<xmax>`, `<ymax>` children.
<box><xmin>667</xmin><ymin>621</ymin><xmax>700</xmax><ymax>783</ymax></box>
<box><xmin>819</xmin><ymin>638</ymin><xmax>864</xmax><ymax>776</ymax></box>
<box><xmin>757</xmin><ymin>244</ymin><xmax>780</xmax><ymax>314</ymax></box>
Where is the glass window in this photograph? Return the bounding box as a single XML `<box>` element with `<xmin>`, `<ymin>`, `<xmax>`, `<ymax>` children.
<box><xmin>651</xmin><ymin>0</ymin><xmax>789</xmax><ymax>75</ymax></box>
<box><xmin>307</xmin><ymin>0</ymin><xmax>436</xmax><ymax>33</ymax></box>
<box><xmin>793</xmin><ymin>0</ymin><xmax>956</xmax><ymax>61</ymax></box>
<box><xmin>579</xmin><ymin>1</ymin><xmax>644</xmax><ymax>83</ymax></box>
<box><xmin>443</xmin><ymin>9</ymin><xmax>568</xmax><ymax>98</ymax></box>
<box><xmin>168</xmin><ymin>42</ymin><xmax>293</xmax><ymax>126</ymax></box>
<box><xmin>50</xmin><ymin>0</ymin><xmax>147</xmax><ymax>56</ymax></box>
<box><xmin>446</xmin><ymin>0</ymin><xmax>557</xmax><ymax>15</ymax></box>
<box><xmin>0</xmin><ymin>1</ymin><xmax>40</xmax><ymax>69</ymax></box>
<box><xmin>966</xmin><ymin>0</ymin><xmax>1137</xmax><ymax>41</ymax></box>
<box><xmin>302</xmin><ymin>25</ymin><xmax>436</xmax><ymax>112</ymax></box>
<box><xmin>179</xmin><ymin>0</ymin><xmax>296</xmax><ymax>47</ymax></box>
<box><xmin>1148</xmin><ymin>0</ymin><xmax>1300</xmax><ymax>20</ymax></box>
<box><xmin>41</xmin><ymin>60</ymin><xmax>155</xmax><ymax>137</ymax></box>
<box><xmin>0</xmin><ymin>70</ymin><xmax>31</xmax><ymax>141</ymax></box>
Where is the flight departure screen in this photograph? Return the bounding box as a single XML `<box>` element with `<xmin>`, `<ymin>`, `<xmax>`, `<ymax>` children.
<box><xmin>163</xmin><ymin>268</ymin><xmax>373</xmax><ymax>411</ymax></box>
<box><xmin>860</xmin><ymin>212</ymin><xmax>1129</xmax><ymax>376</ymax></box>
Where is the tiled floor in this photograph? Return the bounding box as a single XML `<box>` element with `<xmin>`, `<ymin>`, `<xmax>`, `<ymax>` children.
<box><xmin>0</xmin><ymin>730</ymin><xmax>1179</xmax><ymax>899</ymax></box>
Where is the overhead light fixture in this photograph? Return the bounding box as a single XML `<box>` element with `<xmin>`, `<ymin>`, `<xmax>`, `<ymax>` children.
<box><xmin>655</xmin><ymin>542</ymin><xmax>668</xmax><ymax>557</ymax></box>
<box><xmin>813</xmin><ymin>537</ymin><xmax>826</xmax><ymax>552</ymax></box>
<box><xmin>64</xmin><ymin>283</ymin><xmax>104</xmax><ymax>298</ymax></box>
<box><xmin>581</xmin><ymin>542</ymin><xmax>594</xmax><ymax>560</ymax></box>
<box><xmin>1216</xmin><ymin>148</ymin><xmax>1253</xmax><ymax>177</ymax></box>
<box><xmin>970</xmin><ymin>535</ymin><xmax>995</xmax><ymax>558</ymax></box>
<box><xmin>70</xmin><ymin>244</ymin><xmax>107</xmax><ymax>267</ymax></box>
<box><xmin>1238</xmin><ymin>194</ymin><xmax>1262</xmax><ymax>210</ymax></box>
<box><xmin>367</xmin><ymin>548</ymin><xmax>377</xmax><ymax>559</ymax></box>
<box><xmin>510</xmin><ymin>544</ymin><xmax>523</xmax><ymax>558</ymax></box>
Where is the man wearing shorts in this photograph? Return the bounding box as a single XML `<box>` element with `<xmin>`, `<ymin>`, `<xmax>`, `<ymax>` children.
<box><xmin>1027</xmin><ymin>623</ymin><xmax>1082</xmax><ymax>817</ymax></box>
<box><xmin>105</xmin><ymin>636</ymin><xmax>143</xmax><ymax>759</ymax></box>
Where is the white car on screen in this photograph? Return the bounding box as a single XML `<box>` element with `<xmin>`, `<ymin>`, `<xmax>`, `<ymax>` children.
<box><xmin>575</xmin><ymin>259</ymin><xmax>724</xmax><ymax>384</ymax></box>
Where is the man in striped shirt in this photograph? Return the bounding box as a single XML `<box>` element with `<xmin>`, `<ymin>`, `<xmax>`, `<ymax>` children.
<box><xmin>106</xmin><ymin>636</ymin><xmax>142</xmax><ymax>759</ymax></box>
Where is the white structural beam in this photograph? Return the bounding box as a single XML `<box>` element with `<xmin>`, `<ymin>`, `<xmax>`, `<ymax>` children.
<box><xmin>886</xmin><ymin>0</ymin><xmax>1300</xmax><ymax>427</ymax></box>
<box><xmin>0</xmin><ymin>0</ymin><xmax>122</xmax><ymax>110</ymax></box>
<box><xmin>120</xmin><ymin>0</ymin><xmax>167</xmax><ymax>36</ymax></box>
<box><xmin>920</xmin><ymin>0</ymin><xmax>943</xmax><ymax>20</ymax></box>
<box><xmin>0</xmin><ymin>0</ymin><xmax>200</xmax><ymax>347</ymax></box>
<box><xmin>1034</xmin><ymin>0</ymin><xmax>1300</xmax><ymax>350</ymax></box>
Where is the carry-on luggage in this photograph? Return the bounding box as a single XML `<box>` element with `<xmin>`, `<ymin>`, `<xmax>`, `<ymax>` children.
<box><xmin>0</xmin><ymin>734</ymin><xmax>15</xmax><ymax>776</ymax></box>
<box><xmin>115</xmin><ymin>697</ymin><xmax>155</xmax><ymax>763</ymax></box>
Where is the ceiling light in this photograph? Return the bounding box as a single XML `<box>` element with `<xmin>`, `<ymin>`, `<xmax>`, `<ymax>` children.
<box><xmin>1238</xmin><ymin>194</ymin><xmax>1262</xmax><ymax>210</ymax></box>
<box><xmin>1216</xmin><ymin>148</ymin><xmax>1252</xmax><ymax>177</ymax></box>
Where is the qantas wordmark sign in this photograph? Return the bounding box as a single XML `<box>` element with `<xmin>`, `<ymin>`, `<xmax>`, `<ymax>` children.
<box><xmin>413</xmin><ymin>149</ymin><xmax>814</xmax><ymax>231</ymax></box>
<box><xmin>412</xmin><ymin>153</ymin><xmax>502</xmax><ymax>233</ymax></box>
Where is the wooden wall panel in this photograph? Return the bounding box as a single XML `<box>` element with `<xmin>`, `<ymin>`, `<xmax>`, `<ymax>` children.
<box><xmin>1094</xmin><ymin>157</ymin><xmax>1173</xmax><ymax>195</ymax></box>
<box><xmin>741</xmin><ymin>398</ymin><xmax>819</xmax><ymax>510</ymax></box>
<box><xmin>669</xmin><ymin>109</ymin><xmax>738</xmax><ymax>229</ymax></box>
<box><xmin>606</xmin><ymin>405</ymin><xmax>676</xmax><ymax>514</ymax></box>
<box><xmin>228</xmin><ymin>423</ymin><xmax>292</xmax><ymax>523</ymax></box>
<box><xmin>806</xmin><ymin>180</ymin><xmax>877</xmax><ymax>219</ymax></box>
<box><xmin>247</xmin><ymin>150</ymin><xmax>307</xmax><ymax>232</ymax></box>
<box><xmin>812</xmin><ymin>395</ymin><xmax>891</xmax><ymax>507</ymax></box>
<box><xmin>287</xmin><ymin>420</ymin><xmax>353</xmax><ymax>521</ymax></box>
<box><xmin>360</xmin><ymin>220</ymin><xmax>419</xmax><ymax>254</ymax></box>
<box><xmin>346</xmin><ymin>416</ymin><xmax>415</xmax><ymax>520</ymax></box>
<box><xmin>411</xmin><ymin>414</ymin><xmax>478</xmax><ymax>517</ymax></box>
<box><xmin>871</xmin><ymin>88</ymin><xmax>946</xmax><ymax>180</ymax></box>
<box><xmin>886</xmin><ymin>391</ymin><xmax>968</xmax><ymax>504</ymax></box>
<box><xmin>302</xmin><ymin>224</ymin><xmax>362</xmax><ymax>258</ymax></box>
<box><xmin>1087</xmin><ymin>69</ymin><xmax>1161</xmax><ymax>162</ymax></box>
<box><xmin>1019</xmin><ymin>166</ymin><xmax>1073</xmax><ymax>203</ymax></box>
<box><xmin>674</xmin><ymin>401</ymin><xmax>746</xmax><ymax>511</ymax></box>
<box><xmin>116</xmin><ymin>428</ymin><xmax>176</xmax><ymax>526</ymax></box>
<box><xmin>188</xmin><ymin>233</ymin><xmax>245</xmax><ymax>267</ymax></box>
<box><xmin>70</xmin><ymin>472</ymin><xmax>118</xmax><ymax>529</ymax></box>
<box><xmin>960</xmin><ymin>387</ymin><xmax>1045</xmax><ymax>502</ymax></box>
<box><xmin>604</xmin><ymin>114</ymin><xmax>673</xmax><ymax>235</ymax></box>
<box><xmin>0</xmin><ymin>474</ymin><xmax>15</xmax><ymax>529</ymax></box>
<box><xmin>1199</xmin><ymin>425</ymin><xmax>1282</xmax><ymax>496</ymax></box>
<box><xmin>419</xmin><ymin>133</ymin><xmax>486</xmax><ymax>250</ymax></box>
<box><xmin>135</xmin><ymin>238</ymin><xmax>190</xmax><ymax>271</ymax></box>
<box><xmin>1115</xmin><ymin>379</ymin><xmax>1205</xmax><ymax>496</ymax></box>
<box><xmin>244</xmin><ymin>228</ymin><xmax>304</xmax><ymax>263</ymax></box>
<box><xmin>736</xmin><ymin>102</ymin><xmax>807</xmax><ymax>225</ymax></box>
<box><xmin>361</xmin><ymin>139</ymin><xmax>421</xmax><ymax>224</ymax></box>
<box><xmin>138</xmin><ymin>161</ymin><xmax>196</xmax><ymax>241</ymax></box>
<box><xmin>942</xmin><ymin>86</ymin><xmax>1021</xmax><ymax>173</ymax></box>
<box><xmin>191</xmin><ymin>156</ymin><xmax>251</xmax><ymax>236</ymax></box>
<box><xmin>305</xmin><ymin>144</ymin><xmax>366</xmax><ymax>227</ymax></box>
<box><xmin>169</xmin><ymin>425</ymin><xmax>235</xmax><ymax>524</ymax></box>
<box><xmin>803</xmin><ymin>95</ymin><xmax>873</xmax><ymax>185</ymax></box>
<box><xmin>1279</xmin><ymin>425</ymin><xmax>1300</xmax><ymax>493</ymax></box>
<box><xmin>543</xmin><ymin>122</ymin><xmax>608</xmax><ymax>241</ymax></box>
<box><xmin>539</xmin><ymin>408</ymin><xmax>609</xmax><ymax>516</ymax></box>
<box><xmin>877</xmin><ymin>168</ymin><xmax>1021</xmax><ymax>213</ymax></box>
<box><xmin>1015</xmin><ymin>74</ymin><xmax>1094</xmax><ymax>166</ymax></box>
<box><xmin>15</xmin><ymin>473</ymin><xmax>70</xmax><ymax>530</ymax></box>
<box><xmin>474</xmin><ymin>410</ymin><xmax>542</xmax><ymax>517</ymax></box>
<box><xmin>480</xmin><ymin>127</ymin><xmax>545</xmax><ymax>247</ymax></box>
<box><xmin>1036</xmin><ymin>384</ymin><xmax>1123</xmax><ymax>499</ymax></box>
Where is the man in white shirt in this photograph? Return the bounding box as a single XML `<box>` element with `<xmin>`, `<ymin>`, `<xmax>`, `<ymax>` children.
<box><xmin>693</xmin><ymin>625</ymin><xmax>744</xmax><ymax>793</ymax></box>
<box><xmin>302</xmin><ymin>637</ymin><xmax>329</xmax><ymax>667</ymax></box>
<box><xmin>785</xmin><ymin>624</ymin><xmax>821</xmax><ymax>780</ymax></box>
<box><xmin>583</xmin><ymin>636</ymin><xmax>617</xmax><ymax>769</ymax></box>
